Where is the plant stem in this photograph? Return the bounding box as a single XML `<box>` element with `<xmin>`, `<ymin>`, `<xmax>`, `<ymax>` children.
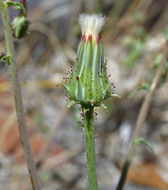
<box><xmin>116</xmin><ymin>42</ymin><xmax>168</xmax><ymax>190</ymax></box>
<box><xmin>83</xmin><ymin>107</ymin><xmax>98</xmax><ymax>190</ymax></box>
<box><xmin>0</xmin><ymin>1</ymin><xmax>42</xmax><ymax>190</ymax></box>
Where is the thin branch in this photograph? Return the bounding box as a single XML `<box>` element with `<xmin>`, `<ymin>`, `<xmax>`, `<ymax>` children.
<box><xmin>0</xmin><ymin>1</ymin><xmax>42</xmax><ymax>190</ymax></box>
<box><xmin>116</xmin><ymin>41</ymin><xmax>168</xmax><ymax>190</ymax></box>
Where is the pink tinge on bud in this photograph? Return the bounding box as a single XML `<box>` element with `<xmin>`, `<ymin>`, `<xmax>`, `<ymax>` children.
<box><xmin>81</xmin><ymin>33</ymin><xmax>86</xmax><ymax>42</ymax></box>
<box><xmin>88</xmin><ymin>34</ymin><xmax>92</xmax><ymax>43</ymax></box>
<box><xmin>96</xmin><ymin>34</ymin><xmax>101</xmax><ymax>44</ymax></box>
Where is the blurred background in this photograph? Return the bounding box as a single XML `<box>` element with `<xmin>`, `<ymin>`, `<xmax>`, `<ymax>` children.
<box><xmin>0</xmin><ymin>0</ymin><xmax>168</xmax><ymax>189</ymax></box>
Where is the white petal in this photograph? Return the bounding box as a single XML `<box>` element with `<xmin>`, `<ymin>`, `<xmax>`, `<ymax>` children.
<box><xmin>78</xmin><ymin>14</ymin><xmax>106</xmax><ymax>37</ymax></box>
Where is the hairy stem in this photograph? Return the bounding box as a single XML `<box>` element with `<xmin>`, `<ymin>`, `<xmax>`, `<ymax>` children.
<box><xmin>0</xmin><ymin>1</ymin><xmax>42</xmax><ymax>190</ymax></box>
<box><xmin>116</xmin><ymin>42</ymin><xmax>168</xmax><ymax>190</ymax></box>
<box><xmin>83</xmin><ymin>107</ymin><xmax>98</xmax><ymax>190</ymax></box>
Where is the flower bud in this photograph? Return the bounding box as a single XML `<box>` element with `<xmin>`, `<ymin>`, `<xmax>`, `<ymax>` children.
<box><xmin>12</xmin><ymin>15</ymin><xmax>29</xmax><ymax>39</ymax></box>
<box><xmin>64</xmin><ymin>14</ymin><xmax>112</xmax><ymax>108</ymax></box>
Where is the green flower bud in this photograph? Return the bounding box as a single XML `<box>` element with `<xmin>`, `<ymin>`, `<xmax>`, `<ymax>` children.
<box><xmin>12</xmin><ymin>15</ymin><xmax>29</xmax><ymax>39</ymax></box>
<box><xmin>64</xmin><ymin>14</ymin><xmax>113</xmax><ymax>108</ymax></box>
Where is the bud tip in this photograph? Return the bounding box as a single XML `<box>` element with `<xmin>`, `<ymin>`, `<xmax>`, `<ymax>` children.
<box><xmin>78</xmin><ymin>14</ymin><xmax>106</xmax><ymax>37</ymax></box>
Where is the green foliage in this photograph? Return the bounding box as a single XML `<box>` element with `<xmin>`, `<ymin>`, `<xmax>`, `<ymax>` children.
<box><xmin>12</xmin><ymin>15</ymin><xmax>29</xmax><ymax>39</ymax></box>
<box><xmin>149</xmin><ymin>54</ymin><xmax>168</xmax><ymax>86</ymax></box>
<box><xmin>134</xmin><ymin>137</ymin><xmax>155</xmax><ymax>154</ymax></box>
<box><xmin>128</xmin><ymin>82</ymin><xmax>150</xmax><ymax>99</ymax></box>
<box><xmin>123</xmin><ymin>27</ymin><xmax>146</xmax><ymax>67</ymax></box>
<box><xmin>33</xmin><ymin>113</ymin><xmax>49</xmax><ymax>134</ymax></box>
<box><xmin>5</xmin><ymin>1</ymin><xmax>26</xmax><ymax>15</ymax></box>
<box><xmin>109</xmin><ymin>0</ymin><xmax>126</xmax><ymax>18</ymax></box>
<box><xmin>163</xmin><ymin>28</ymin><xmax>168</xmax><ymax>41</ymax></box>
<box><xmin>40</xmin><ymin>171</ymin><xmax>54</xmax><ymax>182</ymax></box>
<box><xmin>0</xmin><ymin>53</ymin><xmax>11</xmax><ymax>64</ymax></box>
<box><xmin>124</xmin><ymin>40</ymin><xmax>144</xmax><ymax>67</ymax></box>
<box><xmin>95</xmin><ymin>0</ymin><xmax>104</xmax><ymax>13</ymax></box>
<box><xmin>129</xmin><ymin>53</ymin><xmax>168</xmax><ymax>99</ymax></box>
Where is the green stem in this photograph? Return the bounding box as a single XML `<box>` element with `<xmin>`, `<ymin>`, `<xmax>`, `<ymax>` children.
<box><xmin>0</xmin><ymin>1</ymin><xmax>42</xmax><ymax>190</ymax></box>
<box><xmin>83</xmin><ymin>107</ymin><xmax>98</xmax><ymax>190</ymax></box>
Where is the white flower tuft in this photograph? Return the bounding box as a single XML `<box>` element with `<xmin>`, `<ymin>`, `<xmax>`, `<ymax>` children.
<box><xmin>78</xmin><ymin>14</ymin><xmax>106</xmax><ymax>37</ymax></box>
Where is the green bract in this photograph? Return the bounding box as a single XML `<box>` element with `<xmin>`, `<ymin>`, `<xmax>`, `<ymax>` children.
<box><xmin>64</xmin><ymin>14</ymin><xmax>113</xmax><ymax>109</ymax></box>
<box><xmin>12</xmin><ymin>15</ymin><xmax>29</xmax><ymax>39</ymax></box>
